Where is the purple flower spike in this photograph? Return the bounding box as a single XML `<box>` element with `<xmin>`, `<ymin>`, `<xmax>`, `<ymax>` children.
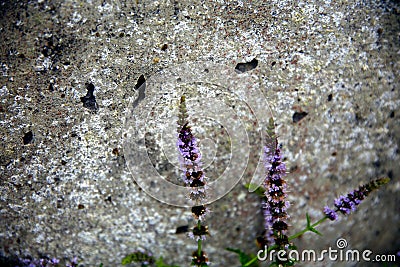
<box><xmin>177</xmin><ymin>96</ymin><xmax>208</xmax><ymax>204</ymax></box>
<box><xmin>178</xmin><ymin>123</ymin><xmax>207</xmax><ymax>200</ymax></box>
<box><xmin>262</xmin><ymin>118</ymin><xmax>290</xmax><ymax>249</ymax></box>
<box><xmin>324</xmin><ymin>177</ymin><xmax>390</xmax><ymax>220</ymax></box>
<box><xmin>177</xmin><ymin>96</ymin><xmax>211</xmax><ymax>266</ymax></box>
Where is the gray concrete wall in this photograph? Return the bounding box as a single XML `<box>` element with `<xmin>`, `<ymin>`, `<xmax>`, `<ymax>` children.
<box><xmin>1</xmin><ymin>0</ymin><xmax>399</xmax><ymax>266</ymax></box>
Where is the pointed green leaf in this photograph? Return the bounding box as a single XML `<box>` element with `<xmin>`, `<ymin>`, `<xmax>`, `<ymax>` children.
<box><xmin>306</xmin><ymin>213</ymin><xmax>311</xmax><ymax>228</ymax></box>
<box><xmin>309</xmin><ymin>226</ymin><xmax>322</xmax><ymax>236</ymax></box>
<box><xmin>245</xmin><ymin>183</ymin><xmax>266</xmax><ymax>197</ymax></box>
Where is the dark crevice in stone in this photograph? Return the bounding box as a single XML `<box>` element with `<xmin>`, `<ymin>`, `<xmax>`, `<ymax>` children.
<box><xmin>80</xmin><ymin>82</ymin><xmax>98</xmax><ymax>112</ymax></box>
<box><xmin>388</xmin><ymin>170</ymin><xmax>393</xmax><ymax>179</ymax></box>
<box><xmin>175</xmin><ymin>225</ymin><xmax>189</xmax><ymax>234</ymax></box>
<box><xmin>293</xmin><ymin>112</ymin><xmax>308</xmax><ymax>123</ymax></box>
<box><xmin>132</xmin><ymin>74</ymin><xmax>146</xmax><ymax>108</ymax></box>
<box><xmin>235</xmin><ymin>58</ymin><xmax>258</xmax><ymax>73</ymax></box>
<box><xmin>23</xmin><ymin>130</ymin><xmax>33</xmax><ymax>145</ymax></box>
<box><xmin>161</xmin><ymin>44</ymin><xmax>168</xmax><ymax>51</ymax></box>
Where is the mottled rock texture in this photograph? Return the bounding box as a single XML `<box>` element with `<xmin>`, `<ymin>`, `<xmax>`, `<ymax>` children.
<box><xmin>1</xmin><ymin>0</ymin><xmax>399</xmax><ymax>266</ymax></box>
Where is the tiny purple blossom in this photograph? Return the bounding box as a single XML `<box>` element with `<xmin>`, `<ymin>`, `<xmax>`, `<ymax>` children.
<box><xmin>71</xmin><ymin>257</ymin><xmax>78</xmax><ymax>264</ymax></box>
<box><xmin>188</xmin><ymin>224</ymin><xmax>209</xmax><ymax>241</ymax></box>
<box><xmin>324</xmin><ymin>206</ymin><xmax>338</xmax><ymax>220</ymax></box>
<box><xmin>188</xmin><ymin>232</ymin><xmax>207</xmax><ymax>241</ymax></box>
<box><xmin>192</xmin><ymin>205</ymin><xmax>210</xmax><ymax>221</ymax></box>
<box><xmin>66</xmin><ymin>256</ymin><xmax>79</xmax><ymax>267</ymax></box>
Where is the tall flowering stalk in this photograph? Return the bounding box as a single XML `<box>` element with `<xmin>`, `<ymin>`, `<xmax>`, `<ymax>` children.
<box><xmin>262</xmin><ymin>118</ymin><xmax>291</xmax><ymax>260</ymax></box>
<box><xmin>324</xmin><ymin>177</ymin><xmax>390</xmax><ymax>221</ymax></box>
<box><xmin>177</xmin><ymin>96</ymin><xmax>210</xmax><ymax>267</ymax></box>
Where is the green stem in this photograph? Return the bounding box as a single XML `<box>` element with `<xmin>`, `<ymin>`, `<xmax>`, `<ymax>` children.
<box><xmin>243</xmin><ymin>244</ymin><xmax>278</xmax><ymax>267</ymax></box>
<box><xmin>243</xmin><ymin>256</ymin><xmax>258</xmax><ymax>267</ymax></box>
<box><xmin>197</xmin><ymin>220</ymin><xmax>202</xmax><ymax>257</ymax></box>
<box><xmin>289</xmin><ymin>217</ymin><xmax>327</xmax><ymax>241</ymax></box>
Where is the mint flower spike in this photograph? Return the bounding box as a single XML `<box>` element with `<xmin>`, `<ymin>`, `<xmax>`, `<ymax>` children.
<box><xmin>262</xmin><ymin>118</ymin><xmax>290</xmax><ymax>250</ymax></box>
<box><xmin>177</xmin><ymin>96</ymin><xmax>210</xmax><ymax>267</ymax></box>
<box><xmin>177</xmin><ymin>96</ymin><xmax>208</xmax><ymax>202</ymax></box>
<box><xmin>177</xmin><ymin>122</ymin><xmax>208</xmax><ymax>201</ymax></box>
<box><xmin>324</xmin><ymin>177</ymin><xmax>390</xmax><ymax>221</ymax></box>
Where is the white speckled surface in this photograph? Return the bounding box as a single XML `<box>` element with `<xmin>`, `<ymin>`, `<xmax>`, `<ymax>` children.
<box><xmin>0</xmin><ymin>0</ymin><xmax>399</xmax><ymax>266</ymax></box>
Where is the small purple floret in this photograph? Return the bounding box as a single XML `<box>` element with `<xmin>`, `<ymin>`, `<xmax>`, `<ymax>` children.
<box><xmin>324</xmin><ymin>206</ymin><xmax>338</xmax><ymax>220</ymax></box>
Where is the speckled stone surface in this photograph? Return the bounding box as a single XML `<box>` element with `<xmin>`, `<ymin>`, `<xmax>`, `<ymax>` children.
<box><xmin>1</xmin><ymin>0</ymin><xmax>399</xmax><ymax>266</ymax></box>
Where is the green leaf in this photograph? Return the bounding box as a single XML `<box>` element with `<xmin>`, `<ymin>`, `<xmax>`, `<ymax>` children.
<box><xmin>305</xmin><ymin>213</ymin><xmax>322</xmax><ymax>236</ymax></box>
<box><xmin>245</xmin><ymin>183</ymin><xmax>266</xmax><ymax>197</ymax></box>
<box><xmin>226</xmin><ymin>248</ymin><xmax>259</xmax><ymax>267</ymax></box>
<box><xmin>121</xmin><ymin>251</ymin><xmax>155</xmax><ymax>266</ymax></box>
<box><xmin>306</xmin><ymin>213</ymin><xmax>311</xmax><ymax>227</ymax></box>
<box><xmin>121</xmin><ymin>255</ymin><xmax>133</xmax><ymax>265</ymax></box>
<box><xmin>309</xmin><ymin>226</ymin><xmax>322</xmax><ymax>236</ymax></box>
